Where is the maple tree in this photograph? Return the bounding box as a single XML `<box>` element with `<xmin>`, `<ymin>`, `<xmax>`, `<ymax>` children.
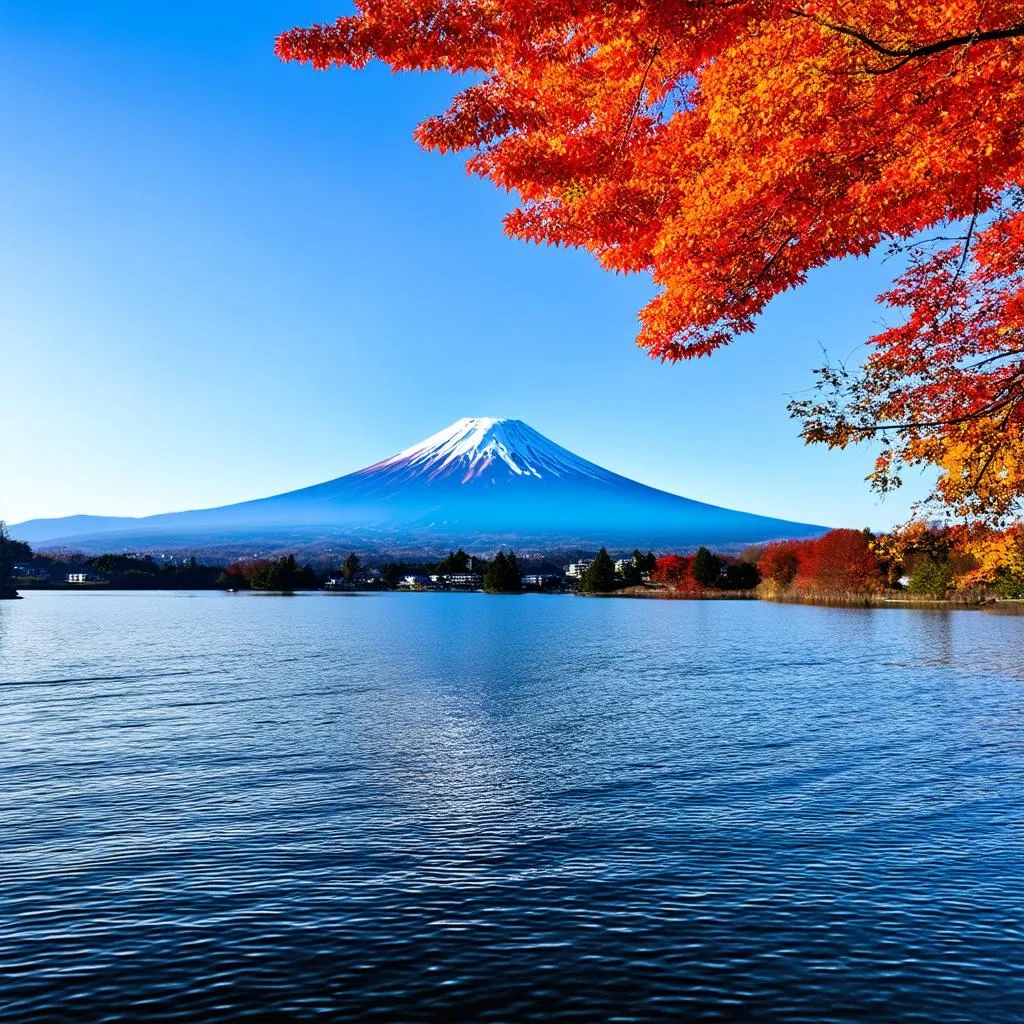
<box><xmin>758</xmin><ymin>541</ymin><xmax>801</xmax><ymax>590</ymax></box>
<box><xmin>792</xmin><ymin>195</ymin><xmax>1024</xmax><ymax>524</ymax></box>
<box><xmin>883</xmin><ymin>519</ymin><xmax>1024</xmax><ymax>593</ymax></box>
<box><xmin>650</xmin><ymin>554</ymin><xmax>702</xmax><ymax>592</ymax></box>
<box><xmin>649</xmin><ymin>550</ymin><xmax>756</xmax><ymax>591</ymax></box>
<box><xmin>792</xmin><ymin>528</ymin><xmax>886</xmax><ymax>594</ymax></box>
<box><xmin>753</xmin><ymin>530</ymin><xmax>885</xmax><ymax>593</ymax></box>
<box><xmin>959</xmin><ymin>523</ymin><xmax>1024</xmax><ymax>593</ymax></box>
<box><xmin>278</xmin><ymin>2</ymin><xmax>1024</xmax><ymax>520</ymax></box>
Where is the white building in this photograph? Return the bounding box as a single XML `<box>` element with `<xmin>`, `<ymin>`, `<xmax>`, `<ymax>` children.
<box><xmin>445</xmin><ymin>572</ymin><xmax>483</xmax><ymax>588</ymax></box>
<box><xmin>427</xmin><ymin>573</ymin><xmax>482</xmax><ymax>588</ymax></box>
<box><xmin>66</xmin><ymin>573</ymin><xmax>90</xmax><ymax>584</ymax></box>
<box><xmin>564</xmin><ymin>560</ymin><xmax>593</xmax><ymax>579</ymax></box>
<box><xmin>400</xmin><ymin>574</ymin><xmax>431</xmax><ymax>588</ymax></box>
<box><xmin>324</xmin><ymin>577</ymin><xmax>354</xmax><ymax>590</ymax></box>
<box><xmin>523</xmin><ymin>573</ymin><xmax>561</xmax><ymax>587</ymax></box>
<box><xmin>614</xmin><ymin>558</ymin><xmax>636</xmax><ymax>575</ymax></box>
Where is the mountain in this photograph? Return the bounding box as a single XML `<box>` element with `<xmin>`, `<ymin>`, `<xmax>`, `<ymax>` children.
<box><xmin>11</xmin><ymin>417</ymin><xmax>827</xmax><ymax>554</ymax></box>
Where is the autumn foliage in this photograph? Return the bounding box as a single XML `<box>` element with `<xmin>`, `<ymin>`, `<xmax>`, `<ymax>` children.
<box><xmin>747</xmin><ymin>530</ymin><xmax>885</xmax><ymax>595</ymax></box>
<box><xmin>651</xmin><ymin>532</ymin><xmax>887</xmax><ymax>595</ymax></box>
<box><xmin>755</xmin><ymin>523</ymin><xmax>1024</xmax><ymax>597</ymax></box>
<box><xmin>650</xmin><ymin>554</ymin><xmax>703</xmax><ymax>593</ymax></box>
<box><xmin>219</xmin><ymin>555</ymin><xmax>319</xmax><ymax>591</ymax></box>
<box><xmin>758</xmin><ymin>542</ymin><xmax>801</xmax><ymax>590</ymax></box>
<box><xmin>881</xmin><ymin>520</ymin><xmax>1024</xmax><ymax>595</ymax></box>
<box><xmin>650</xmin><ymin>550</ymin><xmax>758</xmax><ymax>592</ymax></box>
<box><xmin>794</xmin><ymin>530</ymin><xmax>886</xmax><ymax>594</ymax></box>
<box><xmin>278</xmin><ymin>2</ymin><xmax>1024</xmax><ymax>520</ymax></box>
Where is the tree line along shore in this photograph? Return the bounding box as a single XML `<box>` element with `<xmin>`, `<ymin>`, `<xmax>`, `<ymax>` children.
<box><xmin>3</xmin><ymin>521</ymin><xmax>1023</xmax><ymax>605</ymax></box>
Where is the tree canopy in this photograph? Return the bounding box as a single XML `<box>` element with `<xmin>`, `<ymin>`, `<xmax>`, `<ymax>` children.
<box><xmin>0</xmin><ymin>522</ymin><xmax>21</xmax><ymax>598</ymax></box>
<box><xmin>224</xmin><ymin>555</ymin><xmax>320</xmax><ymax>592</ymax></box>
<box><xmin>692</xmin><ymin>546</ymin><xmax>721</xmax><ymax>588</ymax></box>
<box><xmin>278</xmin><ymin>2</ymin><xmax>1024</xmax><ymax>521</ymax></box>
<box><xmin>580</xmin><ymin>548</ymin><xmax>616</xmax><ymax>593</ymax></box>
<box><xmin>483</xmin><ymin>550</ymin><xmax>523</xmax><ymax>592</ymax></box>
<box><xmin>437</xmin><ymin>548</ymin><xmax>471</xmax><ymax>573</ymax></box>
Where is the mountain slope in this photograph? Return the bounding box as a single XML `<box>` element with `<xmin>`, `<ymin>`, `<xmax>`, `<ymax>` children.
<box><xmin>12</xmin><ymin>417</ymin><xmax>827</xmax><ymax>552</ymax></box>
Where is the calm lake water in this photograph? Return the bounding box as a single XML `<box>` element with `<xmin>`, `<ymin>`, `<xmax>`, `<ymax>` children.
<box><xmin>2</xmin><ymin>591</ymin><xmax>1023</xmax><ymax>1022</ymax></box>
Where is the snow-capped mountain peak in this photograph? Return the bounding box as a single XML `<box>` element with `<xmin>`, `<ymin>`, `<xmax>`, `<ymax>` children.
<box><xmin>366</xmin><ymin>417</ymin><xmax>616</xmax><ymax>485</ymax></box>
<box><xmin>11</xmin><ymin>415</ymin><xmax>828</xmax><ymax>551</ymax></box>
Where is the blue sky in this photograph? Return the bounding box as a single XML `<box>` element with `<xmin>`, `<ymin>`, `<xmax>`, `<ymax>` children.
<box><xmin>0</xmin><ymin>1</ymin><xmax>931</xmax><ymax>532</ymax></box>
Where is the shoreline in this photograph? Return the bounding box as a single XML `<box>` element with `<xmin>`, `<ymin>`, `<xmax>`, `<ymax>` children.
<box><xmin>12</xmin><ymin>586</ymin><xmax>1024</xmax><ymax>614</ymax></box>
<box><xmin>581</xmin><ymin>586</ymin><xmax>1024</xmax><ymax>613</ymax></box>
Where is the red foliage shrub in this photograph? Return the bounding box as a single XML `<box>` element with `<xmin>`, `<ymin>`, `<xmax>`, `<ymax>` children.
<box><xmin>221</xmin><ymin>562</ymin><xmax>251</xmax><ymax>587</ymax></box>
<box><xmin>792</xmin><ymin>529</ymin><xmax>885</xmax><ymax>594</ymax></box>
<box><xmin>651</xmin><ymin>554</ymin><xmax>703</xmax><ymax>593</ymax></box>
<box><xmin>758</xmin><ymin>542</ymin><xmax>800</xmax><ymax>588</ymax></box>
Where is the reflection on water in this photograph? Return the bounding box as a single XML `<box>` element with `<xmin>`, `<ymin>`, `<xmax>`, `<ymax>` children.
<box><xmin>1</xmin><ymin>591</ymin><xmax>1023</xmax><ymax>1022</ymax></box>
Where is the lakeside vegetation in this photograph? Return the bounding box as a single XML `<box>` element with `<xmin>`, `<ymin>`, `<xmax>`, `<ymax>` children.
<box><xmin>6</xmin><ymin>522</ymin><xmax>1024</xmax><ymax>606</ymax></box>
<box><xmin>646</xmin><ymin>525</ymin><xmax>1024</xmax><ymax>604</ymax></box>
<box><xmin>0</xmin><ymin>523</ymin><xmax>23</xmax><ymax>599</ymax></box>
<box><xmin>3</xmin><ymin>542</ymin><xmax>543</xmax><ymax>595</ymax></box>
<box><xmin>218</xmin><ymin>555</ymin><xmax>320</xmax><ymax>592</ymax></box>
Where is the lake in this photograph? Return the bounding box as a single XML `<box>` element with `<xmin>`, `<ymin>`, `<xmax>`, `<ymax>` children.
<box><xmin>2</xmin><ymin>591</ymin><xmax>1023</xmax><ymax>1021</ymax></box>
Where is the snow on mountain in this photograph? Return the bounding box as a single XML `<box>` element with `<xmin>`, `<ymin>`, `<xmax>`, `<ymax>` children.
<box><xmin>11</xmin><ymin>417</ymin><xmax>827</xmax><ymax>553</ymax></box>
<box><xmin>364</xmin><ymin>417</ymin><xmax>618</xmax><ymax>484</ymax></box>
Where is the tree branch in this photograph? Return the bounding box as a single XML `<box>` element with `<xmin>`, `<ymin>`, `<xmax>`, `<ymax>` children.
<box><xmin>970</xmin><ymin>400</ymin><xmax>1018</xmax><ymax>493</ymax></box>
<box><xmin>615</xmin><ymin>42</ymin><xmax>661</xmax><ymax>160</ymax></box>
<box><xmin>788</xmin><ymin>9</ymin><xmax>1024</xmax><ymax>65</ymax></box>
<box><xmin>840</xmin><ymin>376</ymin><xmax>1024</xmax><ymax>435</ymax></box>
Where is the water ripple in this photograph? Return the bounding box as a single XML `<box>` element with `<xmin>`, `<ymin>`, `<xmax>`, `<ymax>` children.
<box><xmin>0</xmin><ymin>592</ymin><xmax>1022</xmax><ymax>1021</ymax></box>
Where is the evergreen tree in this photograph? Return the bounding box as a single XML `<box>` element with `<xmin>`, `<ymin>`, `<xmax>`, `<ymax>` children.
<box><xmin>249</xmin><ymin>560</ymin><xmax>280</xmax><ymax>591</ymax></box>
<box><xmin>483</xmin><ymin>550</ymin><xmax>522</xmax><ymax>593</ymax></box>
<box><xmin>437</xmin><ymin>548</ymin><xmax>471</xmax><ymax>573</ymax></box>
<box><xmin>295</xmin><ymin>562</ymin><xmax>320</xmax><ymax>589</ymax></box>
<box><xmin>626</xmin><ymin>550</ymin><xmax>657</xmax><ymax>576</ymax></box>
<box><xmin>248</xmin><ymin>553</ymin><xmax>316</xmax><ymax>592</ymax></box>
<box><xmin>616</xmin><ymin>557</ymin><xmax>638</xmax><ymax>584</ymax></box>
<box><xmin>721</xmin><ymin>561</ymin><xmax>760</xmax><ymax>590</ymax></box>
<box><xmin>218</xmin><ymin>566</ymin><xmax>249</xmax><ymax>590</ymax></box>
<box><xmin>380</xmin><ymin>563</ymin><xmax>402</xmax><ymax>588</ymax></box>
<box><xmin>994</xmin><ymin>568</ymin><xmax>1024</xmax><ymax>600</ymax></box>
<box><xmin>0</xmin><ymin>522</ymin><xmax>19</xmax><ymax>599</ymax></box>
<box><xmin>505</xmin><ymin>550</ymin><xmax>522</xmax><ymax>591</ymax></box>
<box><xmin>342</xmin><ymin>552</ymin><xmax>361</xmax><ymax>580</ymax></box>
<box><xmin>483</xmin><ymin>551</ymin><xmax>507</xmax><ymax>592</ymax></box>
<box><xmin>908</xmin><ymin>557</ymin><xmax>953</xmax><ymax>598</ymax></box>
<box><xmin>580</xmin><ymin>547</ymin><xmax>616</xmax><ymax>593</ymax></box>
<box><xmin>693</xmin><ymin>546</ymin><xmax>722</xmax><ymax>588</ymax></box>
<box><xmin>284</xmin><ymin>554</ymin><xmax>298</xmax><ymax>588</ymax></box>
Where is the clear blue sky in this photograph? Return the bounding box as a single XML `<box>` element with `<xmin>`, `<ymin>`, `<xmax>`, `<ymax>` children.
<box><xmin>0</xmin><ymin>1</ymin><xmax>931</xmax><ymax>532</ymax></box>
